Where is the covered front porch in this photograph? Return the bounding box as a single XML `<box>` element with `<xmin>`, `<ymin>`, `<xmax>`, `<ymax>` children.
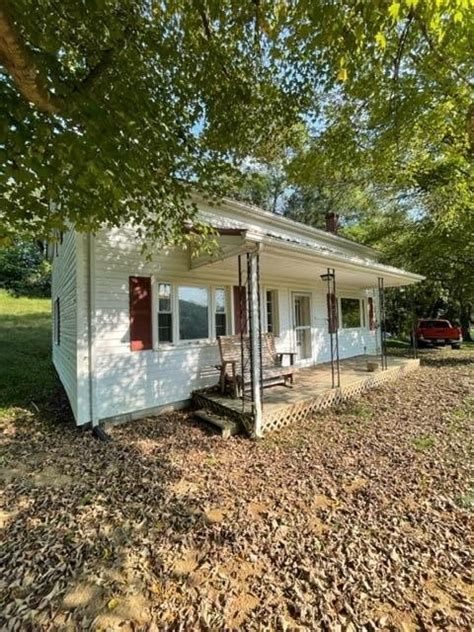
<box><xmin>193</xmin><ymin>354</ymin><xmax>420</xmax><ymax>436</ymax></box>
<box><xmin>188</xmin><ymin>215</ymin><xmax>423</xmax><ymax>437</ymax></box>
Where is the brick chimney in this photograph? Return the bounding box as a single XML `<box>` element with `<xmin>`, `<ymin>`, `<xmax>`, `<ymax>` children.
<box><xmin>325</xmin><ymin>212</ymin><xmax>339</xmax><ymax>234</ymax></box>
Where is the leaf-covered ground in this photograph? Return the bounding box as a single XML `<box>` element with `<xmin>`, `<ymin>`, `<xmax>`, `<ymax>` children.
<box><xmin>1</xmin><ymin>348</ymin><xmax>473</xmax><ymax>631</ymax></box>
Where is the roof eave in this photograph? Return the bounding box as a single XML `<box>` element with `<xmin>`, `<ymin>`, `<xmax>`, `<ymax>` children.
<box><xmin>258</xmin><ymin>235</ymin><xmax>425</xmax><ymax>285</ymax></box>
<box><xmin>191</xmin><ymin>192</ymin><xmax>380</xmax><ymax>259</ymax></box>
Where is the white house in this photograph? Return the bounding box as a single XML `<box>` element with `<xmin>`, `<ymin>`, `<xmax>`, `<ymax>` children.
<box><xmin>51</xmin><ymin>196</ymin><xmax>423</xmax><ymax>433</ymax></box>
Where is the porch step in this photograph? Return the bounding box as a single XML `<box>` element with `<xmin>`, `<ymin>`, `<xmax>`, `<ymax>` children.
<box><xmin>194</xmin><ymin>409</ymin><xmax>241</xmax><ymax>439</ymax></box>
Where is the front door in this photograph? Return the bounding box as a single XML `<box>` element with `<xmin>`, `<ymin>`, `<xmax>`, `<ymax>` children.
<box><xmin>293</xmin><ymin>293</ymin><xmax>312</xmax><ymax>361</ymax></box>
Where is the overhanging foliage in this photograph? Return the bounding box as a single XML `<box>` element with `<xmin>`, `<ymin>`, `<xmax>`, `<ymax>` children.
<box><xmin>1</xmin><ymin>1</ymin><xmax>472</xmax><ymax>247</ymax></box>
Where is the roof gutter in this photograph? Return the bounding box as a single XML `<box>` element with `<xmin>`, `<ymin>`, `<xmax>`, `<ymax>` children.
<box><xmin>258</xmin><ymin>235</ymin><xmax>425</xmax><ymax>285</ymax></box>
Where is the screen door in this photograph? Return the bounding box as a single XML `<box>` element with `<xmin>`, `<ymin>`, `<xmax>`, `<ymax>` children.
<box><xmin>293</xmin><ymin>293</ymin><xmax>312</xmax><ymax>361</ymax></box>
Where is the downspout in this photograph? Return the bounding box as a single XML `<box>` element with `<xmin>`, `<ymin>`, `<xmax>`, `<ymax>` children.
<box><xmin>87</xmin><ymin>233</ymin><xmax>110</xmax><ymax>441</ymax></box>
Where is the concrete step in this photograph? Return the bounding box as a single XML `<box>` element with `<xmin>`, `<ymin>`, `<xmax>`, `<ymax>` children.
<box><xmin>194</xmin><ymin>410</ymin><xmax>241</xmax><ymax>439</ymax></box>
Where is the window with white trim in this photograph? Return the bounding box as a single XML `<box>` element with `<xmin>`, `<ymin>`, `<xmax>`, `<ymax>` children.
<box><xmin>155</xmin><ymin>283</ymin><xmax>231</xmax><ymax>344</ymax></box>
<box><xmin>215</xmin><ymin>288</ymin><xmax>227</xmax><ymax>337</ymax></box>
<box><xmin>265</xmin><ymin>289</ymin><xmax>279</xmax><ymax>335</ymax></box>
<box><xmin>340</xmin><ymin>298</ymin><xmax>362</xmax><ymax>329</ymax></box>
<box><xmin>157</xmin><ymin>282</ymin><xmax>172</xmax><ymax>343</ymax></box>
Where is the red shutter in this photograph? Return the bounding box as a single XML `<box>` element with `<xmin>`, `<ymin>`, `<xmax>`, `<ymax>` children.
<box><xmin>326</xmin><ymin>292</ymin><xmax>338</xmax><ymax>333</ymax></box>
<box><xmin>233</xmin><ymin>286</ymin><xmax>248</xmax><ymax>334</ymax></box>
<box><xmin>368</xmin><ymin>297</ymin><xmax>376</xmax><ymax>330</ymax></box>
<box><xmin>129</xmin><ymin>276</ymin><xmax>153</xmax><ymax>351</ymax></box>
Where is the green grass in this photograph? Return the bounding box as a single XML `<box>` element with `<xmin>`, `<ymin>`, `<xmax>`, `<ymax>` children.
<box><xmin>456</xmin><ymin>490</ymin><xmax>474</xmax><ymax>511</ymax></box>
<box><xmin>347</xmin><ymin>402</ymin><xmax>373</xmax><ymax>419</ymax></box>
<box><xmin>385</xmin><ymin>338</ymin><xmax>411</xmax><ymax>349</ymax></box>
<box><xmin>0</xmin><ymin>290</ymin><xmax>56</xmax><ymax>417</ymax></box>
<box><xmin>411</xmin><ymin>434</ymin><xmax>436</xmax><ymax>452</ymax></box>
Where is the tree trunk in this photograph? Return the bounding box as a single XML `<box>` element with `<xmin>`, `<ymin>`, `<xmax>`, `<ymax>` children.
<box><xmin>460</xmin><ymin>301</ymin><xmax>472</xmax><ymax>341</ymax></box>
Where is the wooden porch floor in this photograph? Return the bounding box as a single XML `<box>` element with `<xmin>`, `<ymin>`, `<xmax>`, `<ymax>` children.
<box><xmin>193</xmin><ymin>355</ymin><xmax>420</xmax><ymax>435</ymax></box>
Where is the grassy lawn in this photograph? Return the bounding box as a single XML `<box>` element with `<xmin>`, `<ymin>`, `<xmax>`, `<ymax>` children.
<box><xmin>386</xmin><ymin>336</ymin><xmax>474</xmax><ymax>350</ymax></box>
<box><xmin>0</xmin><ymin>290</ymin><xmax>59</xmax><ymax>418</ymax></box>
<box><xmin>1</xmin><ymin>294</ymin><xmax>473</xmax><ymax>630</ymax></box>
<box><xmin>385</xmin><ymin>337</ymin><xmax>411</xmax><ymax>349</ymax></box>
<box><xmin>386</xmin><ymin>336</ymin><xmax>474</xmax><ymax>360</ymax></box>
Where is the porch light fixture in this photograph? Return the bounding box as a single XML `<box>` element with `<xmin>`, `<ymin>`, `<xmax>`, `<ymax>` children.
<box><xmin>320</xmin><ymin>272</ymin><xmax>335</xmax><ymax>282</ymax></box>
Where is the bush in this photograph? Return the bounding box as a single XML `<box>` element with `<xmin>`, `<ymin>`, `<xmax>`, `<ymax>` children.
<box><xmin>0</xmin><ymin>239</ymin><xmax>51</xmax><ymax>297</ymax></box>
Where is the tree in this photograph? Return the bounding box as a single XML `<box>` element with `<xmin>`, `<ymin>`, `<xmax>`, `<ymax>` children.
<box><xmin>227</xmin><ymin>164</ymin><xmax>288</xmax><ymax>213</ymax></box>
<box><xmin>277</xmin><ymin>2</ymin><xmax>473</xmax><ymax>338</ymax></box>
<box><xmin>0</xmin><ymin>1</ymin><xmax>306</xmax><ymax>244</ymax></box>
<box><xmin>343</xmin><ymin>207</ymin><xmax>474</xmax><ymax>340</ymax></box>
<box><xmin>0</xmin><ymin>239</ymin><xmax>51</xmax><ymax>297</ymax></box>
<box><xmin>1</xmin><ymin>1</ymin><xmax>471</xmax><ymax>247</ymax></box>
<box><xmin>283</xmin><ymin>183</ymin><xmax>382</xmax><ymax>229</ymax></box>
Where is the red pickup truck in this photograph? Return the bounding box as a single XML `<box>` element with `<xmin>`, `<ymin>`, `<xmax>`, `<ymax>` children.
<box><xmin>415</xmin><ymin>319</ymin><xmax>462</xmax><ymax>349</ymax></box>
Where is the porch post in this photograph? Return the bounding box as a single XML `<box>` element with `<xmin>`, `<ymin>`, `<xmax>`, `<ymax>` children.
<box><xmin>410</xmin><ymin>286</ymin><xmax>418</xmax><ymax>359</ymax></box>
<box><xmin>248</xmin><ymin>249</ymin><xmax>263</xmax><ymax>438</ymax></box>
<box><xmin>332</xmin><ymin>268</ymin><xmax>341</xmax><ymax>387</ymax></box>
<box><xmin>378</xmin><ymin>277</ymin><xmax>388</xmax><ymax>370</ymax></box>
<box><xmin>326</xmin><ymin>272</ymin><xmax>335</xmax><ymax>388</ymax></box>
<box><xmin>321</xmin><ymin>267</ymin><xmax>340</xmax><ymax>389</ymax></box>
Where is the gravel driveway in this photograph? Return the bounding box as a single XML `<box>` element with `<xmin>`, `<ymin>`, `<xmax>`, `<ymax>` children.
<box><xmin>1</xmin><ymin>348</ymin><xmax>472</xmax><ymax>630</ymax></box>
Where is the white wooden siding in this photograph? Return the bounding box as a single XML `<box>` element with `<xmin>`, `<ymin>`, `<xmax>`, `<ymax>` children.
<box><xmin>91</xmin><ymin>226</ymin><xmax>378</xmax><ymax>422</ymax></box>
<box><xmin>75</xmin><ymin>234</ymin><xmax>93</xmax><ymax>425</ymax></box>
<box><xmin>51</xmin><ymin>231</ymin><xmax>78</xmax><ymax>420</ymax></box>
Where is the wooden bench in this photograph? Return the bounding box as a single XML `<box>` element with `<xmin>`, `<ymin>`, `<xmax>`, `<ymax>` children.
<box><xmin>217</xmin><ymin>333</ymin><xmax>297</xmax><ymax>398</ymax></box>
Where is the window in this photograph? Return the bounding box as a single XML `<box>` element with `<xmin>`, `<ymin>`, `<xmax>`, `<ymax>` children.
<box><xmin>155</xmin><ymin>283</ymin><xmax>229</xmax><ymax>345</ymax></box>
<box><xmin>361</xmin><ymin>299</ymin><xmax>366</xmax><ymax>327</ymax></box>
<box><xmin>53</xmin><ymin>297</ymin><xmax>60</xmax><ymax>345</ymax></box>
<box><xmin>215</xmin><ymin>288</ymin><xmax>227</xmax><ymax>337</ymax></box>
<box><xmin>157</xmin><ymin>283</ymin><xmax>172</xmax><ymax>343</ymax></box>
<box><xmin>340</xmin><ymin>298</ymin><xmax>362</xmax><ymax>329</ymax></box>
<box><xmin>178</xmin><ymin>286</ymin><xmax>209</xmax><ymax>340</ymax></box>
<box><xmin>265</xmin><ymin>290</ymin><xmax>279</xmax><ymax>335</ymax></box>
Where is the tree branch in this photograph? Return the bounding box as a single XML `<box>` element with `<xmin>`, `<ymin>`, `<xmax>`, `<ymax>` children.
<box><xmin>391</xmin><ymin>14</ymin><xmax>413</xmax><ymax>100</ymax></box>
<box><xmin>0</xmin><ymin>3</ymin><xmax>59</xmax><ymax>113</ymax></box>
<box><xmin>197</xmin><ymin>3</ymin><xmax>232</xmax><ymax>81</ymax></box>
<box><xmin>78</xmin><ymin>47</ymin><xmax>115</xmax><ymax>94</ymax></box>
<box><xmin>252</xmin><ymin>0</ymin><xmax>261</xmax><ymax>51</ymax></box>
<box><xmin>414</xmin><ymin>14</ymin><xmax>474</xmax><ymax>89</ymax></box>
<box><xmin>197</xmin><ymin>4</ymin><xmax>213</xmax><ymax>41</ymax></box>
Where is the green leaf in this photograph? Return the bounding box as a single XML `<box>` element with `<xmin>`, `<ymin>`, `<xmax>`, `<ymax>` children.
<box><xmin>375</xmin><ymin>32</ymin><xmax>387</xmax><ymax>50</ymax></box>
<box><xmin>337</xmin><ymin>67</ymin><xmax>348</xmax><ymax>82</ymax></box>
<box><xmin>388</xmin><ymin>2</ymin><xmax>401</xmax><ymax>21</ymax></box>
